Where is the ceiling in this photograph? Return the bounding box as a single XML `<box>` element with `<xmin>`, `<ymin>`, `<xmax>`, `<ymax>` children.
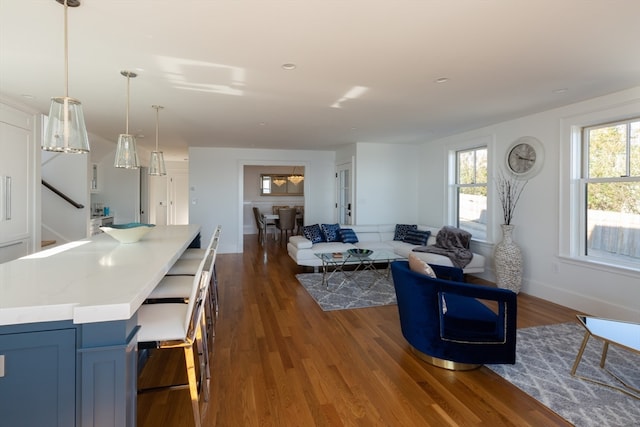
<box><xmin>1</xmin><ymin>1</ymin><xmax>640</xmax><ymax>161</ymax></box>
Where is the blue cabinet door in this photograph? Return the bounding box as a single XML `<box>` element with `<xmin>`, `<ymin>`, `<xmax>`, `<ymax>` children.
<box><xmin>0</xmin><ymin>328</ymin><xmax>76</xmax><ymax>427</ymax></box>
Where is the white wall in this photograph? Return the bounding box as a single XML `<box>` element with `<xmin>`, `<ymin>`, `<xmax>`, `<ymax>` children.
<box><xmin>189</xmin><ymin>147</ymin><xmax>335</xmax><ymax>254</ymax></box>
<box><xmin>419</xmin><ymin>86</ymin><xmax>640</xmax><ymax>322</ymax></box>
<box><xmin>354</xmin><ymin>142</ymin><xmax>420</xmax><ymax>225</ymax></box>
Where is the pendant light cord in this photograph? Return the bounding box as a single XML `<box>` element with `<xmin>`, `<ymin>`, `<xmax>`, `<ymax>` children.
<box><xmin>155</xmin><ymin>106</ymin><xmax>159</xmax><ymax>151</ymax></box>
<box><xmin>125</xmin><ymin>74</ymin><xmax>130</xmax><ymax>134</ymax></box>
<box><xmin>120</xmin><ymin>70</ymin><xmax>137</xmax><ymax>136</ymax></box>
<box><xmin>63</xmin><ymin>0</ymin><xmax>70</xmax><ymax>97</ymax></box>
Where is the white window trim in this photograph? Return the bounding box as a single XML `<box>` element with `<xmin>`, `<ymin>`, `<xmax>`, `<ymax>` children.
<box><xmin>559</xmin><ymin>100</ymin><xmax>640</xmax><ymax>274</ymax></box>
<box><xmin>445</xmin><ymin>135</ymin><xmax>495</xmax><ymax>243</ymax></box>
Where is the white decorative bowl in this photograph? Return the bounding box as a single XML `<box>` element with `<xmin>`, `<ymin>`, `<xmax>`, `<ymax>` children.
<box><xmin>100</xmin><ymin>223</ymin><xmax>155</xmax><ymax>244</ymax></box>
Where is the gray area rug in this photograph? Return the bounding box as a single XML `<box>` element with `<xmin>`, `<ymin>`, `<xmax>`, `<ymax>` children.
<box><xmin>487</xmin><ymin>322</ymin><xmax>640</xmax><ymax>427</ymax></box>
<box><xmin>295</xmin><ymin>270</ymin><xmax>397</xmax><ymax>311</ymax></box>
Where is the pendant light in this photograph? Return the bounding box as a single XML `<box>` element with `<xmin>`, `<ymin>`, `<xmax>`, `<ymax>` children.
<box><xmin>149</xmin><ymin>105</ymin><xmax>167</xmax><ymax>176</ymax></box>
<box><xmin>42</xmin><ymin>0</ymin><xmax>90</xmax><ymax>153</ymax></box>
<box><xmin>288</xmin><ymin>166</ymin><xmax>304</xmax><ymax>185</ymax></box>
<box><xmin>114</xmin><ymin>70</ymin><xmax>140</xmax><ymax>169</ymax></box>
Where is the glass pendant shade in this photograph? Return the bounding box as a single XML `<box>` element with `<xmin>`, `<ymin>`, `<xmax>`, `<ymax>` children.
<box><xmin>114</xmin><ymin>134</ymin><xmax>140</xmax><ymax>169</ymax></box>
<box><xmin>43</xmin><ymin>96</ymin><xmax>90</xmax><ymax>153</ymax></box>
<box><xmin>42</xmin><ymin>1</ymin><xmax>90</xmax><ymax>153</ymax></box>
<box><xmin>149</xmin><ymin>151</ymin><xmax>167</xmax><ymax>176</ymax></box>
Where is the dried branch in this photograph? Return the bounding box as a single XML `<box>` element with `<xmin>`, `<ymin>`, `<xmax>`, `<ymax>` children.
<box><xmin>495</xmin><ymin>170</ymin><xmax>528</xmax><ymax>225</ymax></box>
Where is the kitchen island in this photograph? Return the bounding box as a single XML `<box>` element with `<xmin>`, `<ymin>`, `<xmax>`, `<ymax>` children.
<box><xmin>0</xmin><ymin>224</ymin><xmax>200</xmax><ymax>427</ymax></box>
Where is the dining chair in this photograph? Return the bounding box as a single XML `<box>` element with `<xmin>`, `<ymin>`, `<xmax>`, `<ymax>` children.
<box><xmin>272</xmin><ymin>205</ymin><xmax>289</xmax><ymax>215</ymax></box>
<box><xmin>294</xmin><ymin>205</ymin><xmax>304</xmax><ymax>235</ymax></box>
<box><xmin>137</xmin><ymin>258</ymin><xmax>210</xmax><ymax>427</ymax></box>
<box><xmin>252</xmin><ymin>207</ymin><xmax>276</xmax><ymax>243</ymax></box>
<box><xmin>275</xmin><ymin>207</ymin><xmax>297</xmax><ymax>244</ymax></box>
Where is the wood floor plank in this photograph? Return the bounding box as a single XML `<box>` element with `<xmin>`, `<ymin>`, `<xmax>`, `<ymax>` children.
<box><xmin>138</xmin><ymin>235</ymin><xmax>577</xmax><ymax>426</ymax></box>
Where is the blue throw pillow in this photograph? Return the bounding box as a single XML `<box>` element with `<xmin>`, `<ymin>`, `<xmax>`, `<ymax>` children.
<box><xmin>321</xmin><ymin>223</ymin><xmax>341</xmax><ymax>242</ymax></box>
<box><xmin>339</xmin><ymin>228</ymin><xmax>359</xmax><ymax>244</ymax></box>
<box><xmin>394</xmin><ymin>224</ymin><xmax>417</xmax><ymax>241</ymax></box>
<box><xmin>303</xmin><ymin>224</ymin><xmax>325</xmax><ymax>243</ymax></box>
<box><xmin>403</xmin><ymin>229</ymin><xmax>431</xmax><ymax>246</ymax></box>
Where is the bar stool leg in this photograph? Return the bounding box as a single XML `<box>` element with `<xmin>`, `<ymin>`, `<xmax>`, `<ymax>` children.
<box><xmin>184</xmin><ymin>344</ymin><xmax>202</xmax><ymax>427</ymax></box>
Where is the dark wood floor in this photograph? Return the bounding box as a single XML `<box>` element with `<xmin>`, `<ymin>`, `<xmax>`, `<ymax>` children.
<box><xmin>137</xmin><ymin>235</ymin><xmax>581</xmax><ymax>426</ymax></box>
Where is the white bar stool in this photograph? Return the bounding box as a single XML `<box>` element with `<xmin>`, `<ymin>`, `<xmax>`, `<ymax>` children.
<box><xmin>137</xmin><ymin>259</ymin><xmax>210</xmax><ymax>427</ymax></box>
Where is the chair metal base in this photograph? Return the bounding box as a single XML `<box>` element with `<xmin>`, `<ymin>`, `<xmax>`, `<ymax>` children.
<box><xmin>410</xmin><ymin>346</ymin><xmax>482</xmax><ymax>371</ymax></box>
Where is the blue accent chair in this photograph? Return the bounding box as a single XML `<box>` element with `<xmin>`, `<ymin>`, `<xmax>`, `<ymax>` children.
<box><xmin>390</xmin><ymin>261</ymin><xmax>517</xmax><ymax>370</ymax></box>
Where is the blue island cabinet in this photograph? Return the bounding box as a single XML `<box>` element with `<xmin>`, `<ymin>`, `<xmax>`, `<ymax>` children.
<box><xmin>0</xmin><ymin>318</ymin><xmax>138</xmax><ymax>427</ymax></box>
<box><xmin>0</xmin><ymin>323</ymin><xmax>75</xmax><ymax>427</ymax></box>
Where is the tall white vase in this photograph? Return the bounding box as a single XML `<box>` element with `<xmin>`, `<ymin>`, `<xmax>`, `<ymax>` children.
<box><xmin>494</xmin><ymin>224</ymin><xmax>523</xmax><ymax>293</ymax></box>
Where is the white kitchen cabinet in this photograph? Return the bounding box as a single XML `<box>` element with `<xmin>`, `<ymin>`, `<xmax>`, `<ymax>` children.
<box><xmin>0</xmin><ymin>239</ymin><xmax>28</xmax><ymax>263</ymax></box>
<box><xmin>0</xmin><ymin>103</ymin><xmax>34</xmax><ymax>261</ymax></box>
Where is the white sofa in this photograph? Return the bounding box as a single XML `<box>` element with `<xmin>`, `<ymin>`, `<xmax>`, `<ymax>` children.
<box><xmin>287</xmin><ymin>224</ymin><xmax>485</xmax><ymax>274</ymax></box>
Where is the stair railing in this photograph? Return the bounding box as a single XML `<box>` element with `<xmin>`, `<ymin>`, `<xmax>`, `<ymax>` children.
<box><xmin>41</xmin><ymin>180</ymin><xmax>84</xmax><ymax>209</ymax></box>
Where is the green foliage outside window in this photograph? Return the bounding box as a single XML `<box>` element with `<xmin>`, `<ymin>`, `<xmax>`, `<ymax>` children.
<box><xmin>586</xmin><ymin>120</ymin><xmax>640</xmax><ymax>214</ymax></box>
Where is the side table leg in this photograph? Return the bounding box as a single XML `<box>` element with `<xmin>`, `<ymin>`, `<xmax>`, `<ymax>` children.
<box><xmin>599</xmin><ymin>341</ymin><xmax>609</xmax><ymax>368</ymax></box>
<box><xmin>570</xmin><ymin>331</ymin><xmax>591</xmax><ymax>376</ymax></box>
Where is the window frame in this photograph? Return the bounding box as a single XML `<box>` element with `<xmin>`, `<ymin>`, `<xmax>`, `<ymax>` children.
<box><xmin>446</xmin><ymin>136</ymin><xmax>493</xmax><ymax>243</ymax></box>
<box><xmin>560</xmin><ymin>102</ymin><xmax>640</xmax><ymax>274</ymax></box>
<box><xmin>579</xmin><ymin>117</ymin><xmax>640</xmax><ymax>264</ymax></box>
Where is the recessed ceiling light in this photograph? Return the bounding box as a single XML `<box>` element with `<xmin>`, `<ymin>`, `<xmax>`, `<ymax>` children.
<box><xmin>553</xmin><ymin>88</ymin><xmax>568</xmax><ymax>94</ymax></box>
<box><xmin>282</xmin><ymin>63</ymin><xmax>297</xmax><ymax>70</ymax></box>
<box><xmin>434</xmin><ymin>77</ymin><xmax>449</xmax><ymax>84</ymax></box>
<box><xmin>21</xmin><ymin>94</ymin><xmax>34</xmax><ymax>99</ymax></box>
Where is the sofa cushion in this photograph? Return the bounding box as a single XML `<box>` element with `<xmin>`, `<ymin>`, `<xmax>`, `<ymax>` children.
<box><xmin>288</xmin><ymin>235</ymin><xmax>313</xmax><ymax>249</ymax></box>
<box><xmin>321</xmin><ymin>223</ymin><xmax>341</xmax><ymax>242</ymax></box>
<box><xmin>303</xmin><ymin>224</ymin><xmax>325</xmax><ymax>243</ymax></box>
<box><xmin>339</xmin><ymin>228</ymin><xmax>358</xmax><ymax>243</ymax></box>
<box><xmin>394</xmin><ymin>224</ymin><xmax>417</xmax><ymax>241</ymax></box>
<box><xmin>408</xmin><ymin>253</ymin><xmax>436</xmax><ymax>278</ymax></box>
<box><xmin>403</xmin><ymin>229</ymin><xmax>431</xmax><ymax>246</ymax></box>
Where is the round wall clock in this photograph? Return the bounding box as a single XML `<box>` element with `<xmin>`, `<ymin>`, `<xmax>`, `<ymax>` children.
<box><xmin>505</xmin><ymin>136</ymin><xmax>544</xmax><ymax>179</ymax></box>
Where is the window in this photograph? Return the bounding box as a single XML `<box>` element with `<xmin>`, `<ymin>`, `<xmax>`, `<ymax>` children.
<box><xmin>581</xmin><ymin>118</ymin><xmax>640</xmax><ymax>264</ymax></box>
<box><xmin>455</xmin><ymin>147</ymin><xmax>487</xmax><ymax>240</ymax></box>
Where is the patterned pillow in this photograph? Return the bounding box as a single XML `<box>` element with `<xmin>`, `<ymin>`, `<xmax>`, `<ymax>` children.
<box><xmin>339</xmin><ymin>228</ymin><xmax>359</xmax><ymax>244</ymax></box>
<box><xmin>321</xmin><ymin>223</ymin><xmax>341</xmax><ymax>242</ymax></box>
<box><xmin>303</xmin><ymin>224</ymin><xmax>325</xmax><ymax>243</ymax></box>
<box><xmin>408</xmin><ymin>253</ymin><xmax>436</xmax><ymax>278</ymax></box>
<box><xmin>403</xmin><ymin>229</ymin><xmax>431</xmax><ymax>246</ymax></box>
<box><xmin>394</xmin><ymin>224</ymin><xmax>417</xmax><ymax>241</ymax></box>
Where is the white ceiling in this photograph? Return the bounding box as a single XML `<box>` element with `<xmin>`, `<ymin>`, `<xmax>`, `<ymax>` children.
<box><xmin>1</xmin><ymin>0</ymin><xmax>640</xmax><ymax>160</ymax></box>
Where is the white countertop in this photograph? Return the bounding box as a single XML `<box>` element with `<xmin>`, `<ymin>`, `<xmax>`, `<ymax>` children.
<box><xmin>0</xmin><ymin>224</ymin><xmax>200</xmax><ymax>326</ymax></box>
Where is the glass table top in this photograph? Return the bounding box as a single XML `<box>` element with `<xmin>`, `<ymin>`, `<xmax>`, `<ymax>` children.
<box><xmin>577</xmin><ymin>315</ymin><xmax>640</xmax><ymax>352</ymax></box>
<box><xmin>316</xmin><ymin>250</ymin><xmax>406</xmax><ymax>263</ymax></box>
